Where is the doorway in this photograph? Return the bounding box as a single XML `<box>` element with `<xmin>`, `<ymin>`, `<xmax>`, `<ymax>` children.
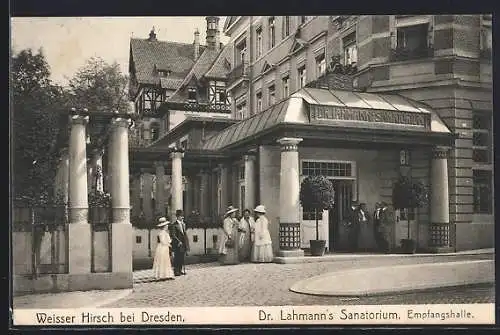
<box><xmin>329</xmin><ymin>180</ymin><xmax>353</xmax><ymax>251</ymax></box>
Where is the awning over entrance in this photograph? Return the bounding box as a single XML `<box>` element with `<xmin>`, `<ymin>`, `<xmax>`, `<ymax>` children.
<box><xmin>202</xmin><ymin>87</ymin><xmax>453</xmax><ymax>151</ymax></box>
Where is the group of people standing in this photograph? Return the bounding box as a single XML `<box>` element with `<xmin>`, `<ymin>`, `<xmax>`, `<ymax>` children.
<box><xmin>152</xmin><ymin>209</ymin><xmax>189</xmax><ymax>281</ymax></box>
<box><xmin>151</xmin><ymin>204</ymin><xmax>275</xmax><ymax>281</ymax></box>
<box><xmin>345</xmin><ymin>200</ymin><xmax>394</xmax><ymax>253</ymax></box>
<box><xmin>218</xmin><ymin>204</ymin><xmax>274</xmax><ymax>265</ymax></box>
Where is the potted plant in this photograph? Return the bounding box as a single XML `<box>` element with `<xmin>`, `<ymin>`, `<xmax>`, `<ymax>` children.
<box><xmin>392</xmin><ymin>176</ymin><xmax>429</xmax><ymax>254</ymax></box>
<box><xmin>88</xmin><ymin>191</ymin><xmax>112</xmax><ymax>224</ymax></box>
<box><xmin>299</xmin><ymin>175</ymin><xmax>335</xmax><ymax>256</ymax></box>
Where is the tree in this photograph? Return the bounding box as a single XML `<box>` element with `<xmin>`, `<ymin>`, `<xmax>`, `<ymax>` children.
<box><xmin>12</xmin><ymin>48</ymin><xmax>69</xmax><ymax>204</ymax></box>
<box><xmin>299</xmin><ymin>175</ymin><xmax>335</xmax><ymax>241</ymax></box>
<box><xmin>68</xmin><ymin>57</ymin><xmax>131</xmax><ymax>113</ymax></box>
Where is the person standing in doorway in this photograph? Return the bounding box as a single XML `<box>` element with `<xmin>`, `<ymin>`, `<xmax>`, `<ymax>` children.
<box><xmin>251</xmin><ymin>205</ymin><xmax>274</xmax><ymax>263</ymax></box>
<box><xmin>379</xmin><ymin>202</ymin><xmax>394</xmax><ymax>253</ymax></box>
<box><xmin>152</xmin><ymin>217</ymin><xmax>174</xmax><ymax>281</ymax></box>
<box><xmin>169</xmin><ymin>209</ymin><xmax>190</xmax><ymax>276</ymax></box>
<box><xmin>373</xmin><ymin>202</ymin><xmax>387</xmax><ymax>252</ymax></box>
<box><xmin>219</xmin><ymin>205</ymin><xmax>240</xmax><ymax>265</ymax></box>
<box><xmin>347</xmin><ymin>201</ymin><xmax>368</xmax><ymax>252</ymax></box>
<box><xmin>238</xmin><ymin>209</ymin><xmax>255</xmax><ymax>262</ymax></box>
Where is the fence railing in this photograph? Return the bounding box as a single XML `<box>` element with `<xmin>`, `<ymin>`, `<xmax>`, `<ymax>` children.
<box><xmin>13</xmin><ymin>206</ymin><xmax>69</xmax><ymax>278</ymax></box>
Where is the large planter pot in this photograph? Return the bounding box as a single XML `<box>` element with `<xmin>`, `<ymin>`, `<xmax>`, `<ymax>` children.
<box><xmin>401</xmin><ymin>239</ymin><xmax>417</xmax><ymax>254</ymax></box>
<box><xmin>310</xmin><ymin>240</ymin><xmax>326</xmax><ymax>256</ymax></box>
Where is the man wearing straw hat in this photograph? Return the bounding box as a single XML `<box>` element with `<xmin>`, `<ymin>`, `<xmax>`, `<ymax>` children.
<box><xmin>169</xmin><ymin>209</ymin><xmax>190</xmax><ymax>276</ymax></box>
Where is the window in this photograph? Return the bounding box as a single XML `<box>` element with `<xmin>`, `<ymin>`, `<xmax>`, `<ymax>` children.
<box><xmin>180</xmin><ymin>139</ymin><xmax>188</xmax><ymax>150</ymax></box>
<box><xmin>236</xmin><ymin>102</ymin><xmax>247</xmax><ymax>119</ymax></box>
<box><xmin>300</xmin><ymin>16</ymin><xmax>307</xmax><ymax>25</ymax></box>
<box><xmin>397</xmin><ymin>24</ymin><xmax>429</xmax><ymax>51</ymax></box>
<box><xmin>256</xmin><ymin>27</ymin><xmax>263</xmax><ymax>57</ymax></box>
<box><xmin>282</xmin><ymin>76</ymin><xmax>290</xmax><ymax>97</ymax></box>
<box><xmin>283</xmin><ymin>16</ymin><xmax>290</xmax><ymax>38</ymax></box>
<box><xmin>256</xmin><ymin>92</ymin><xmax>263</xmax><ymax>113</ymax></box>
<box><xmin>298</xmin><ymin>66</ymin><xmax>307</xmax><ymax>89</ymax></box>
<box><xmin>187</xmin><ymin>87</ymin><xmax>197</xmax><ymax>102</ymax></box>
<box><xmin>239</xmin><ymin>164</ymin><xmax>245</xmax><ymax>180</ymax></box>
<box><xmin>343</xmin><ymin>33</ymin><xmax>358</xmax><ymax>66</ymax></box>
<box><xmin>136</xmin><ymin>236</ymin><xmax>142</xmax><ymax>244</ymax></box>
<box><xmin>316</xmin><ymin>53</ymin><xmax>326</xmax><ymax>77</ymax></box>
<box><xmin>236</xmin><ymin>39</ymin><xmax>247</xmax><ymax>66</ymax></box>
<box><xmin>192</xmin><ymin>235</ymin><xmax>198</xmax><ymax>243</ymax></box>
<box><xmin>473</xmin><ymin>170</ymin><xmax>492</xmax><ymax>214</ymax></box>
<box><xmin>150</xmin><ymin>123</ymin><xmax>160</xmax><ymax>141</ymax></box>
<box><xmin>269</xmin><ymin>17</ymin><xmax>276</xmax><ymax>49</ymax></box>
<box><xmin>302</xmin><ymin>161</ymin><xmax>353</xmax><ymax>177</ymax></box>
<box><xmin>472</xmin><ymin>111</ymin><xmax>492</xmax><ymax>163</ymax></box>
<box><xmin>268</xmin><ymin>85</ymin><xmax>276</xmax><ymax>106</ymax></box>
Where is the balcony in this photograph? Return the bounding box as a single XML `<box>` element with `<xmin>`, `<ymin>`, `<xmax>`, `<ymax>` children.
<box><xmin>389</xmin><ymin>46</ymin><xmax>434</xmax><ymax>62</ymax></box>
<box><xmin>227</xmin><ymin>61</ymin><xmax>249</xmax><ymax>88</ymax></box>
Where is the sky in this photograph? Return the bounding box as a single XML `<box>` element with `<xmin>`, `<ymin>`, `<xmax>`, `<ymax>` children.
<box><xmin>11</xmin><ymin>16</ymin><xmax>229</xmax><ymax>86</ymax></box>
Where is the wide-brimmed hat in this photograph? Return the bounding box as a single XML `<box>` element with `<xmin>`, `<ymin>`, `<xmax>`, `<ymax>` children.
<box><xmin>254</xmin><ymin>205</ymin><xmax>266</xmax><ymax>214</ymax></box>
<box><xmin>157</xmin><ymin>217</ymin><xmax>169</xmax><ymax>227</ymax></box>
<box><xmin>224</xmin><ymin>206</ymin><xmax>239</xmax><ymax>216</ymax></box>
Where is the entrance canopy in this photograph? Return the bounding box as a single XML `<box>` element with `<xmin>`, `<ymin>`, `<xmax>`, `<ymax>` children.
<box><xmin>202</xmin><ymin>87</ymin><xmax>454</xmax><ymax>151</ymax></box>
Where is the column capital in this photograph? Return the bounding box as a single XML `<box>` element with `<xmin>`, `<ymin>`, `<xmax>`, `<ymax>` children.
<box><xmin>69</xmin><ymin>114</ymin><xmax>89</xmax><ymax>125</ymax></box>
<box><xmin>243</xmin><ymin>154</ymin><xmax>256</xmax><ymax>162</ymax></box>
<box><xmin>110</xmin><ymin>117</ymin><xmax>133</xmax><ymax>129</ymax></box>
<box><xmin>432</xmin><ymin>146</ymin><xmax>450</xmax><ymax>159</ymax></box>
<box><xmin>277</xmin><ymin>137</ymin><xmax>303</xmax><ymax>152</ymax></box>
<box><xmin>170</xmin><ymin>150</ymin><xmax>184</xmax><ymax>160</ymax></box>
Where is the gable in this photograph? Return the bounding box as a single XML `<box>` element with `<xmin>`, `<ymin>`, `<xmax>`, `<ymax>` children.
<box><xmin>261</xmin><ymin>61</ymin><xmax>275</xmax><ymax>74</ymax></box>
<box><xmin>289</xmin><ymin>38</ymin><xmax>308</xmax><ymax>55</ymax></box>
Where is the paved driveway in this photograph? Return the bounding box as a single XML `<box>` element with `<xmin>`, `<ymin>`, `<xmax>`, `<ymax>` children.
<box><xmin>106</xmin><ymin>254</ymin><xmax>494</xmax><ymax>307</ymax></box>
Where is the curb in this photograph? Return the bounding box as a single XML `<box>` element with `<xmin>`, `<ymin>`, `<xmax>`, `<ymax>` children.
<box><xmin>289</xmin><ymin>259</ymin><xmax>495</xmax><ymax>297</ymax></box>
<box><xmin>274</xmin><ymin>248</ymin><xmax>494</xmax><ymax>264</ymax></box>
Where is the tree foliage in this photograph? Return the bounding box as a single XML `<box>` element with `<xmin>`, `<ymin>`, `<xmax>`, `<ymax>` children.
<box><xmin>68</xmin><ymin>57</ymin><xmax>131</xmax><ymax>113</ymax></box>
<box><xmin>299</xmin><ymin>175</ymin><xmax>335</xmax><ymax>240</ymax></box>
<box><xmin>12</xmin><ymin>48</ymin><xmax>69</xmax><ymax>204</ymax></box>
<box><xmin>392</xmin><ymin>176</ymin><xmax>429</xmax><ymax>210</ymax></box>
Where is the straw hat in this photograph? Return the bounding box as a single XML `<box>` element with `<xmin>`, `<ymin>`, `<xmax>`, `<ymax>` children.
<box><xmin>224</xmin><ymin>205</ymin><xmax>239</xmax><ymax>216</ymax></box>
<box><xmin>254</xmin><ymin>205</ymin><xmax>266</xmax><ymax>214</ymax></box>
<box><xmin>157</xmin><ymin>217</ymin><xmax>169</xmax><ymax>227</ymax></box>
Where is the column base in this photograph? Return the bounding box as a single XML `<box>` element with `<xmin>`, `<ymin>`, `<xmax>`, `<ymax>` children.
<box><xmin>111</xmin><ymin>223</ymin><xmax>133</xmax><ymax>273</ymax></box>
<box><xmin>68</xmin><ymin>223</ymin><xmax>92</xmax><ymax>274</ymax></box>
<box><xmin>276</xmin><ymin>249</ymin><xmax>305</xmax><ymax>257</ymax></box>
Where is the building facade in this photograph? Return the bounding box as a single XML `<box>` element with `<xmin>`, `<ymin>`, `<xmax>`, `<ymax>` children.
<box><xmin>129</xmin><ymin>15</ymin><xmax>493</xmax><ymax>255</ymax></box>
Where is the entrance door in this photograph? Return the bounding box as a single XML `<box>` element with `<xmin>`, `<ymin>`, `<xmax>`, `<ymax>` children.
<box><xmin>329</xmin><ymin>180</ymin><xmax>353</xmax><ymax>251</ymax></box>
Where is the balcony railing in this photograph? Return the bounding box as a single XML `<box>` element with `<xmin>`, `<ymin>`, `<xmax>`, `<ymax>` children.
<box><xmin>227</xmin><ymin>61</ymin><xmax>249</xmax><ymax>87</ymax></box>
<box><xmin>389</xmin><ymin>46</ymin><xmax>434</xmax><ymax>62</ymax></box>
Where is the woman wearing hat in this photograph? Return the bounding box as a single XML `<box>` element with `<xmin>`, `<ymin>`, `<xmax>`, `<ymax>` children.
<box><xmin>251</xmin><ymin>205</ymin><xmax>274</xmax><ymax>263</ymax></box>
<box><xmin>152</xmin><ymin>217</ymin><xmax>174</xmax><ymax>281</ymax></box>
<box><xmin>218</xmin><ymin>205</ymin><xmax>240</xmax><ymax>265</ymax></box>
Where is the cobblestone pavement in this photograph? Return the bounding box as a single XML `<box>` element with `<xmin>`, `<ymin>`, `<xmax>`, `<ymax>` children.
<box><xmin>106</xmin><ymin>254</ymin><xmax>494</xmax><ymax>307</ymax></box>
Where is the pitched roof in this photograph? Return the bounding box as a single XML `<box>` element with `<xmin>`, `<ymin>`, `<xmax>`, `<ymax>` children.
<box><xmin>167</xmin><ymin>48</ymin><xmax>221</xmax><ymax>103</ymax></box>
<box><xmin>160</xmin><ymin>77</ymin><xmax>183</xmax><ymax>90</ymax></box>
<box><xmin>205</xmin><ymin>44</ymin><xmax>231</xmax><ymax>79</ymax></box>
<box><xmin>129</xmin><ymin>38</ymin><xmax>206</xmax><ymax>87</ymax></box>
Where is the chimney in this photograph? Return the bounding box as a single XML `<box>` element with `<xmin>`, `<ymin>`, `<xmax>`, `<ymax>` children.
<box><xmin>148</xmin><ymin>26</ymin><xmax>157</xmax><ymax>42</ymax></box>
<box><xmin>193</xmin><ymin>28</ymin><xmax>200</xmax><ymax>60</ymax></box>
<box><xmin>205</xmin><ymin>16</ymin><xmax>220</xmax><ymax>49</ymax></box>
<box><xmin>215</xmin><ymin>30</ymin><xmax>221</xmax><ymax>51</ymax></box>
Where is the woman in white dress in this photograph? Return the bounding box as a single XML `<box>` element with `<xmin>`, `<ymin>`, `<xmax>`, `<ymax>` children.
<box><xmin>238</xmin><ymin>209</ymin><xmax>255</xmax><ymax>262</ymax></box>
<box><xmin>218</xmin><ymin>206</ymin><xmax>240</xmax><ymax>265</ymax></box>
<box><xmin>152</xmin><ymin>217</ymin><xmax>174</xmax><ymax>281</ymax></box>
<box><xmin>251</xmin><ymin>205</ymin><xmax>274</xmax><ymax>263</ymax></box>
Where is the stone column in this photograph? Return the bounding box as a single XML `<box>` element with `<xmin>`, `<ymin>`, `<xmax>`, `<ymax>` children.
<box><xmin>155</xmin><ymin>161</ymin><xmax>166</xmax><ymax>216</ymax></box>
<box><xmin>170</xmin><ymin>149</ymin><xmax>184</xmax><ymax>222</ymax></box>
<box><xmin>429</xmin><ymin>146</ymin><xmax>452</xmax><ymax>252</ymax></box>
<box><xmin>218</xmin><ymin>164</ymin><xmax>228</xmax><ymax>212</ymax></box>
<box><xmin>243</xmin><ymin>153</ymin><xmax>256</xmax><ymax>210</ymax></box>
<box><xmin>199</xmin><ymin>169</ymin><xmax>209</xmax><ymax>218</ymax></box>
<box><xmin>277</xmin><ymin>137</ymin><xmax>304</xmax><ymax>257</ymax></box>
<box><xmin>108</xmin><ymin>117</ymin><xmax>133</xmax><ymax>273</ymax></box>
<box><xmin>68</xmin><ymin>114</ymin><xmax>91</xmax><ymax>274</ymax></box>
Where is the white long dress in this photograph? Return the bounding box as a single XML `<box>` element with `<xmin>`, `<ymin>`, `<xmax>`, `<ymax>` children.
<box><xmin>152</xmin><ymin>229</ymin><xmax>174</xmax><ymax>280</ymax></box>
<box><xmin>251</xmin><ymin>215</ymin><xmax>274</xmax><ymax>263</ymax></box>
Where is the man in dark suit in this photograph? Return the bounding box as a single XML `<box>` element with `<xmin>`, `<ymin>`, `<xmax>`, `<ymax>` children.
<box><xmin>347</xmin><ymin>201</ymin><xmax>368</xmax><ymax>252</ymax></box>
<box><xmin>169</xmin><ymin>209</ymin><xmax>190</xmax><ymax>276</ymax></box>
<box><xmin>374</xmin><ymin>202</ymin><xmax>393</xmax><ymax>253</ymax></box>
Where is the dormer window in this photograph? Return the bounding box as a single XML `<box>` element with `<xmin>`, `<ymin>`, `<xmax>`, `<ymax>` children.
<box><xmin>188</xmin><ymin>87</ymin><xmax>197</xmax><ymax>102</ymax></box>
<box><xmin>158</xmin><ymin>70</ymin><xmax>171</xmax><ymax>77</ymax></box>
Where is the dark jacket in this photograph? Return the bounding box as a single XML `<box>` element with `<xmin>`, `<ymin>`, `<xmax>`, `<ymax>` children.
<box><xmin>169</xmin><ymin>220</ymin><xmax>190</xmax><ymax>252</ymax></box>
